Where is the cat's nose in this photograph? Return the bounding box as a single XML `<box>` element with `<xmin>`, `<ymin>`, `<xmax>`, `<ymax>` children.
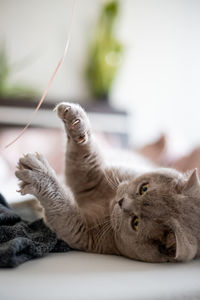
<box><xmin>118</xmin><ymin>198</ymin><xmax>124</xmax><ymax>208</ymax></box>
<box><xmin>118</xmin><ymin>198</ymin><xmax>134</xmax><ymax>214</ymax></box>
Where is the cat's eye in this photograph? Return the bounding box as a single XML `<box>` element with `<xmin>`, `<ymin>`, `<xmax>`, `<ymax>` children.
<box><xmin>131</xmin><ymin>216</ymin><xmax>139</xmax><ymax>231</ymax></box>
<box><xmin>139</xmin><ymin>183</ymin><xmax>149</xmax><ymax>195</ymax></box>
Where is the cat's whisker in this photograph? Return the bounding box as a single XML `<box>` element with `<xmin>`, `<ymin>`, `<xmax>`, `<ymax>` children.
<box><xmin>95</xmin><ymin>213</ymin><xmax>121</xmax><ymax>251</ymax></box>
<box><xmin>104</xmin><ymin>175</ymin><xmax>115</xmax><ymax>190</ymax></box>
<box><xmin>95</xmin><ymin>221</ymin><xmax>110</xmax><ymax>240</ymax></box>
<box><xmin>95</xmin><ymin>222</ymin><xmax>113</xmax><ymax>251</ymax></box>
<box><xmin>96</xmin><ymin>221</ymin><xmax>112</xmax><ymax>240</ymax></box>
<box><xmin>87</xmin><ymin>216</ymin><xmax>111</xmax><ymax>231</ymax></box>
<box><xmin>100</xmin><ymin>225</ymin><xmax>112</xmax><ymax>244</ymax></box>
<box><xmin>103</xmin><ymin>170</ymin><xmax>118</xmax><ymax>191</ymax></box>
<box><xmin>110</xmin><ymin>169</ymin><xmax>120</xmax><ymax>187</ymax></box>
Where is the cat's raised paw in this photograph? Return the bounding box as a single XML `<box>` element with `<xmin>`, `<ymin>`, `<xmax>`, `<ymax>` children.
<box><xmin>15</xmin><ymin>153</ymin><xmax>55</xmax><ymax>197</ymax></box>
<box><xmin>55</xmin><ymin>102</ymin><xmax>90</xmax><ymax>144</ymax></box>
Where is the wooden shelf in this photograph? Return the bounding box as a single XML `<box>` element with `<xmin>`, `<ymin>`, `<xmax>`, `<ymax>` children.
<box><xmin>0</xmin><ymin>98</ymin><xmax>130</xmax><ymax>146</ymax></box>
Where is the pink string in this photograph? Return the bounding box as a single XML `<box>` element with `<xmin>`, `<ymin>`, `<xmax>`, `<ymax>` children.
<box><xmin>5</xmin><ymin>0</ymin><xmax>77</xmax><ymax>149</ymax></box>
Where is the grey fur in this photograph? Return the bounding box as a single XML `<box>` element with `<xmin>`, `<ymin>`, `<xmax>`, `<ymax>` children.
<box><xmin>15</xmin><ymin>103</ymin><xmax>200</xmax><ymax>263</ymax></box>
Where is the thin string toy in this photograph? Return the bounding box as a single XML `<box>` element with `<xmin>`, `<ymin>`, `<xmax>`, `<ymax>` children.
<box><xmin>5</xmin><ymin>0</ymin><xmax>77</xmax><ymax>149</ymax></box>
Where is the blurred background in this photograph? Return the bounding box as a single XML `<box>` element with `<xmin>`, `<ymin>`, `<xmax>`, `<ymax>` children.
<box><xmin>0</xmin><ymin>0</ymin><xmax>200</xmax><ymax>202</ymax></box>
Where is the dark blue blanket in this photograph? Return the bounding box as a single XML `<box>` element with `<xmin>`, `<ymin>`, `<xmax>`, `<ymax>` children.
<box><xmin>0</xmin><ymin>194</ymin><xmax>72</xmax><ymax>268</ymax></box>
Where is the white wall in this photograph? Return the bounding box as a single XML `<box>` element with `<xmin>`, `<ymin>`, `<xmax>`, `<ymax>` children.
<box><xmin>111</xmin><ymin>0</ymin><xmax>200</xmax><ymax>151</ymax></box>
<box><xmin>0</xmin><ymin>0</ymin><xmax>101</xmax><ymax>100</ymax></box>
<box><xmin>1</xmin><ymin>0</ymin><xmax>200</xmax><ymax>152</ymax></box>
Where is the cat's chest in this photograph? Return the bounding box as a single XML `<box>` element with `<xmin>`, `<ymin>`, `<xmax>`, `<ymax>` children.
<box><xmin>81</xmin><ymin>194</ymin><xmax>115</xmax><ymax>225</ymax></box>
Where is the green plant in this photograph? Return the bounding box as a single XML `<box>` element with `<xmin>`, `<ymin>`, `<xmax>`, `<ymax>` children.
<box><xmin>0</xmin><ymin>41</ymin><xmax>38</xmax><ymax>98</ymax></box>
<box><xmin>86</xmin><ymin>0</ymin><xmax>123</xmax><ymax>100</ymax></box>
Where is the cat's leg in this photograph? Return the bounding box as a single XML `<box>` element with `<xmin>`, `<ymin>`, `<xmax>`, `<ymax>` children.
<box><xmin>55</xmin><ymin>102</ymin><xmax>108</xmax><ymax>202</ymax></box>
<box><xmin>15</xmin><ymin>153</ymin><xmax>89</xmax><ymax>250</ymax></box>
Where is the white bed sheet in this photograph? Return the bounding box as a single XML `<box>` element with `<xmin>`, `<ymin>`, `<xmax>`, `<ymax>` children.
<box><xmin>0</xmin><ymin>252</ymin><xmax>200</xmax><ymax>300</ymax></box>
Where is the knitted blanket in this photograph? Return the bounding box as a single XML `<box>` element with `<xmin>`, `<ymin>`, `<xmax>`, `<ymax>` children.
<box><xmin>0</xmin><ymin>194</ymin><xmax>72</xmax><ymax>268</ymax></box>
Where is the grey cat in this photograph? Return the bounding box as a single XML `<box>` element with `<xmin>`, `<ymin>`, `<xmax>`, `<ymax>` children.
<box><xmin>15</xmin><ymin>102</ymin><xmax>200</xmax><ymax>263</ymax></box>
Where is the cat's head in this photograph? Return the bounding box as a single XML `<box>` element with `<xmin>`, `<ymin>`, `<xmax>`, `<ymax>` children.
<box><xmin>111</xmin><ymin>168</ymin><xmax>200</xmax><ymax>262</ymax></box>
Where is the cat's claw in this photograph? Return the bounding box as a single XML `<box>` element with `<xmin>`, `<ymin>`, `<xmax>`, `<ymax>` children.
<box><xmin>55</xmin><ymin>102</ymin><xmax>90</xmax><ymax>145</ymax></box>
<box><xmin>55</xmin><ymin>103</ymin><xmax>71</xmax><ymax>119</ymax></box>
<box><xmin>71</xmin><ymin>119</ymin><xmax>80</xmax><ymax>129</ymax></box>
<box><xmin>15</xmin><ymin>153</ymin><xmax>55</xmax><ymax>197</ymax></box>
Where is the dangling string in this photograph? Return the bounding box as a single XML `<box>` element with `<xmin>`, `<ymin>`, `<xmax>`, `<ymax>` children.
<box><xmin>5</xmin><ymin>0</ymin><xmax>77</xmax><ymax>149</ymax></box>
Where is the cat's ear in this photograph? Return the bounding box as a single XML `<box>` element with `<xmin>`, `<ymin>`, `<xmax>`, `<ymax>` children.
<box><xmin>159</xmin><ymin>220</ymin><xmax>197</xmax><ymax>261</ymax></box>
<box><xmin>183</xmin><ymin>168</ymin><xmax>200</xmax><ymax>197</ymax></box>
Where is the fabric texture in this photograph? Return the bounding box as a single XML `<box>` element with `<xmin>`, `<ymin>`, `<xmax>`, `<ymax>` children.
<box><xmin>0</xmin><ymin>193</ymin><xmax>72</xmax><ymax>268</ymax></box>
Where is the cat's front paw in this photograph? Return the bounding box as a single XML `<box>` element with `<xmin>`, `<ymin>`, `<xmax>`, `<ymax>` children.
<box><xmin>15</xmin><ymin>153</ymin><xmax>55</xmax><ymax>197</ymax></box>
<box><xmin>55</xmin><ymin>102</ymin><xmax>90</xmax><ymax>144</ymax></box>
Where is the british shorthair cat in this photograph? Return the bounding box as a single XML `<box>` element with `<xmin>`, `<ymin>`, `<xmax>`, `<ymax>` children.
<box><xmin>15</xmin><ymin>102</ymin><xmax>200</xmax><ymax>263</ymax></box>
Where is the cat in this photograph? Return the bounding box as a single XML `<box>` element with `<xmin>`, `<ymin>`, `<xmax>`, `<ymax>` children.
<box><xmin>15</xmin><ymin>102</ymin><xmax>200</xmax><ymax>263</ymax></box>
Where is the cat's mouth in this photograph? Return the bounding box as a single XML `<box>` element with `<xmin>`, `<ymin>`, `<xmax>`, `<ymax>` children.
<box><xmin>110</xmin><ymin>200</ymin><xmax>124</xmax><ymax>232</ymax></box>
<box><xmin>109</xmin><ymin>197</ymin><xmax>118</xmax><ymax>212</ymax></box>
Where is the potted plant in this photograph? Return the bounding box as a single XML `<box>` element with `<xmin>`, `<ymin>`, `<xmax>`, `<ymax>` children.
<box><xmin>0</xmin><ymin>41</ymin><xmax>37</xmax><ymax>100</ymax></box>
<box><xmin>86</xmin><ymin>0</ymin><xmax>123</xmax><ymax>102</ymax></box>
